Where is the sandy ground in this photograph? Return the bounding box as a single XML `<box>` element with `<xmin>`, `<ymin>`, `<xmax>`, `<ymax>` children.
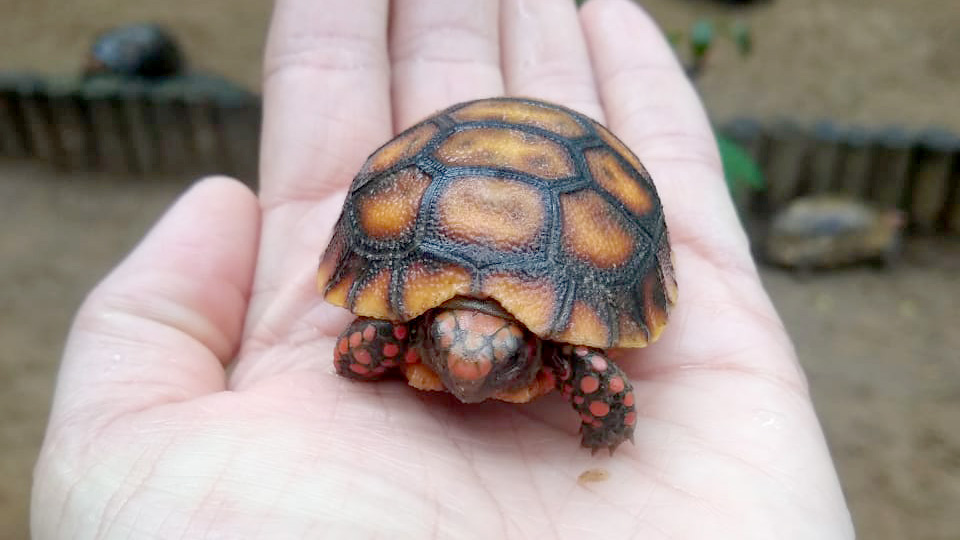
<box><xmin>2</xmin><ymin>0</ymin><xmax>959</xmax><ymax>538</ymax></box>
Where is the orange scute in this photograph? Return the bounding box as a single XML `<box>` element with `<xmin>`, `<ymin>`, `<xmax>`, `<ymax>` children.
<box><xmin>556</xmin><ymin>301</ymin><xmax>610</xmax><ymax>347</ymax></box>
<box><xmin>323</xmin><ymin>269</ymin><xmax>355</xmax><ymax>307</ymax></box>
<box><xmin>585</xmin><ymin>148</ymin><xmax>653</xmax><ymax>217</ymax></box>
<box><xmin>643</xmin><ymin>273</ymin><xmax>671</xmax><ymax>342</ymax></box>
<box><xmin>352</xmin><ymin>268</ymin><xmax>393</xmax><ymax>318</ymax></box>
<box><xmin>402</xmin><ymin>263</ymin><xmax>471</xmax><ymax>318</ymax></box>
<box><xmin>365</xmin><ymin>123</ymin><xmax>438</xmax><ymax>176</ymax></box>
<box><xmin>616</xmin><ymin>315</ymin><xmax>649</xmax><ymax>348</ymax></box>
<box><xmin>438</xmin><ymin>176</ymin><xmax>544</xmax><ymax>250</ymax></box>
<box><xmin>358</xmin><ymin>168</ymin><xmax>431</xmax><ymax>239</ymax></box>
<box><xmin>481</xmin><ymin>274</ymin><xmax>556</xmax><ymax>337</ymax></box>
<box><xmin>560</xmin><ymin>190</ymin><xmax>634</xmax><ymax>268</ymax></box>
<box><xmin>316</xmin><ymin>229</ymin><xmax>345</xmax><ymax>292</ymax></box>
<box><xmin>451</xmin><ymin>99</ymin><xmax>586</xmax><ymax>138</ymax></box>
<box><xmin>435</xmin><ymin>127</ymin><xmax>574</xmax><ymax>179</ymax></box>
<box><xmin>661</xmin><ymin>241</ymin><xmax>679</xmax><ymax>305</ymax></box>
<box><xmin>317</xmin><ymin>255</ymin><xmax>338</xmax><ymax>293</ymax></box>
<box><xmin>592</xmin><ymin>120</ymin><xmax>646</xmax><ymax>174</ymax></box>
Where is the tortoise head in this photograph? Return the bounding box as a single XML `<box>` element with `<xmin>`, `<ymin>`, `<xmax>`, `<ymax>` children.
<box><xmin>422</xmin><ymin>304</ymin><xmax>541</xmax><ymax>403</ymax></box>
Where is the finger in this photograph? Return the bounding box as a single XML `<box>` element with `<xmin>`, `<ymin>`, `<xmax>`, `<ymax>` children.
<box><xmin>581</xmin><ymin>0</ymin><xmax>800</xmax><ymax>381</ymax></box>
<box><xmin>236</xmin><ymin>0</ymin><xmax>395</xmax><ymax>388</ymax></box>
<box><xmin>389</xmin><ymin>0</ymin><xmax>504</xmax><ymax>131</ymax></box>
<box><xmin>260</xmin><ymin>0</ymin><xmax>392</xmax><ymax>205</ymax></box>
<box><xmin>50</xmin><ymin>177</ymin><xmax>259</xmax><ymax>431</ymax></box>
<box><xmin>580</xmin><ymin>0</ymin><xmax>749</xmax><ymax>264</ymax></box>
<box><xmin>578</xmin><ymin>6</ymin><xmax>845</xmax><ymax>518</ymax></box>
<box><xmin>242</xmin><ymin>0</ymin><xmax>392</xmax><ymax>362</ymax></box>
<box><xmin>500</xmin><ymin>0</ymin><xmax>605</xmax><ymax>121</ymax></box>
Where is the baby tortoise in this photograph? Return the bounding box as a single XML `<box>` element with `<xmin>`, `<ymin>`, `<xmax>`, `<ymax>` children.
<box><xmin>317</xmin><ymin>97</ymin><xmax>677</xmax><ymax>453</ymax></box>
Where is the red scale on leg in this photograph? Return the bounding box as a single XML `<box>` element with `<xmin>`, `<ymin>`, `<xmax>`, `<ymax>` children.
<box><xmin>588</xmin><ymin>400</ymin><xmax>610</xmax><ymax>418</ymax></box>
<box><xmin>349</xmin><ymin>363</ymin><xmax>370</xmax><ymax>376</ymax></box>
<box><xmin>334</xmin><ymin>317</ymin><xmax>413</xmax><ymax>381</ymax></box>
<box><xmin>353</xmin><ymin>349</ymin><xmax>373</xmax><ymax>365</ymax></box>
<box><xmin>589</xmin><ymin>355</ymin><xmax>608</xmax><ymax>372</ymax></box>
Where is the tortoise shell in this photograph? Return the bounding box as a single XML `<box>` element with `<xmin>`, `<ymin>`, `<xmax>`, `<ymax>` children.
<box><xmin>317</xmin><ymin>97</ymin><xmax>677</xmax><ymax>349</ymax></box>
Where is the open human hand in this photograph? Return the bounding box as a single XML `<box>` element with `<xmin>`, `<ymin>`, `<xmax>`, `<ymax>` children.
<box><xmin>32</xmin><ymin>0</ymin><xmax>853</xmax><ymax>538</ymax></box>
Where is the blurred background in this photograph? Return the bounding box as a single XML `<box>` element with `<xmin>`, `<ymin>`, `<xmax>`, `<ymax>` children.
<box><xmin>1</xmin><ymin>0</ymin><xmax>957</xmax><ymax>538</ymax></box>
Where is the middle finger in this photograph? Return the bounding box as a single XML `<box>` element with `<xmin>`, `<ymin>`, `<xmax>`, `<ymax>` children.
<box><xmin>500</xmin><ymin>0</ymin><xmax>604</xmax><ymax>121</ymax></box>
<box><xmin>389</xmin><ymin>0</ymin><xmax>505</xmax><ymax>131</ymax></box>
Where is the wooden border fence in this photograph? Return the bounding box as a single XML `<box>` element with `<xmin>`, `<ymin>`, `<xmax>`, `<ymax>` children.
<box><xmin>0</xmin><ymin>72</ymin><xmax>260</xmax><ymax>180</ymax></box>
<box><xmin>723</xmin><ymin>118</ymin><xmax>960</xmax><ymax>234</ymax></box>
<box><xmin>1</xmin><ymin>71</ymin><xmax>957</xmax><ymax>234</ymax></box>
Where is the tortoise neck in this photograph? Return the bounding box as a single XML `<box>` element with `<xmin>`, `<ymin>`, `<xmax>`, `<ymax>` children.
<box><xmin>438</xmin><ymin>296</ymin><xmax>514</xmax><ymax>321</ymax></box>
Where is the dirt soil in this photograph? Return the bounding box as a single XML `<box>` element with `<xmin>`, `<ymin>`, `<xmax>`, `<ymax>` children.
<box><xmin>1</xmin><ymin>0</ymin><xmax>959</xmax><ymax>538</ymax></box>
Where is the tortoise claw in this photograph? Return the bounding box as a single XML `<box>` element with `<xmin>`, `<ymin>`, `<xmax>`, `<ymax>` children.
<box><xmin>583</xmin><ymin>439</ymin><xmax>625</xmax><ymax>456</ymax></box>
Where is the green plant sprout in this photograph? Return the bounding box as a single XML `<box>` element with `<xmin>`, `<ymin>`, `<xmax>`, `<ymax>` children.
<box><xmin>674</xmin><ymin>17</ymin><xmax>765</xmax><ymax>206</ymax></box>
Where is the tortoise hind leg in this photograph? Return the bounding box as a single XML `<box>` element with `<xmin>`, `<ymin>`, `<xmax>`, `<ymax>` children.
<box><xmin>548</xmin><ymin>345</ymin><xmax>637</xmax><ymax>454</ymax></box>
<box><xmin>334</xmin><ymin>317</ymin><xmax>412</xmax><ymax>381</ymax></box>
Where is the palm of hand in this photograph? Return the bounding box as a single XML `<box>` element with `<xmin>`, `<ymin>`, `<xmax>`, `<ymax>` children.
<box><xmin>32</xmin><ymin>1</ymin><xmax>852</xmax><ymax>538</ymax></box>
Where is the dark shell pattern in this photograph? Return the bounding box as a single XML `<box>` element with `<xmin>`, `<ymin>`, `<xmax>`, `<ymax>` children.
<box><xmin>318</xmin><ymin>97</ymin><xmax>677</xmax><ymax>349</ymax></box>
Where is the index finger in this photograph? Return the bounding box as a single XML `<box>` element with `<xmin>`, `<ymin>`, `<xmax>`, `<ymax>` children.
<box><xmin>236</xmin><ymin>0</ymin><xmax>394</xmax><ymax>380</ymax></box>
<box><xmin>581</xmin><ymin>0</ymin><xmax>797</xmax><ymax>379</ymax></box>
<box><xmin>259</xmin><ymin>0</ymin><xmax>392</xmax><ymax>206</ymax></box>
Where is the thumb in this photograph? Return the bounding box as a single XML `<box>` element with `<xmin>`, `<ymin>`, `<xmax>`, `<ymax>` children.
<box><xmin>48</xmin><ymin>176</ymin><xmax>260</xmax><ymax>432</ymax></box>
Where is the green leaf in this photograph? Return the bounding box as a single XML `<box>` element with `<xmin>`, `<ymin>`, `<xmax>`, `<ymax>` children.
<box><xmin>717</xmin><ymin>134</ymin><xmax>764</xmax><ymax>193</ymax></box>
<box><xmin>690</xmin><ymin>19</ymin><xmax>714</xmax><ymax>60</ymax></box>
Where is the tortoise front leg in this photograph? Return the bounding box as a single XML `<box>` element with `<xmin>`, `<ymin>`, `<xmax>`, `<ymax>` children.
<box><xmin>548</xmin><ymin>345</ymin><xmax>637</xmax><ymax>454</ymax></box>
<box><xmin>334</xmin><ymin>317</ymin><xmax>414</xmax><ymax>381</ymax></box>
